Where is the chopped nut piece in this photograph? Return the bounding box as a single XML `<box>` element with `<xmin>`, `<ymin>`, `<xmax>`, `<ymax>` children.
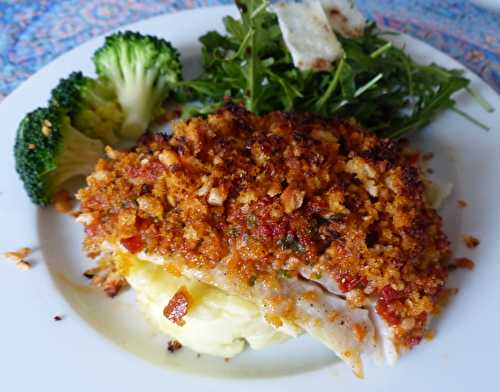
<box><xmin>401</xmin><ymin>317</ymin><xmax>416</xmax><ymax>331</ymax></box>
<box><xmin>463</xmin><ymin>235</ymin><xmax>480</xmax><ymax>249</ymax></box>
<box><xmin>92</xmin><ymin>170</ymin><xmax>109</xmax><ymax>182</ymax></box>
<box><xmin>208</xmin><ymin>186</ymin><xmax>227</xmax><ymax>206</ymax></box>
<box><xmin>167</xmin><ymin>339</ymin><xmax>182</xmax><ymax>353</ymax></box>
<box><xmin>213</xmin><ymin>155</ymin><xmax>223</xmax><ymax>166</ymax></box>
<box><xmin>137</xmin><ymin>195</ymin><xmax>164</xmax><ymax>219</ymax></box>
<box><xmin>53</xmin><ymin>190</ymin><xmax>73</xmax><ymax>214</ymax></box>
<box><xmin>455</xmin><ymin>257</ymin><xmax>475</xmax><ymax>270</ymax></box>
<box><xmin>105</xmin><ymin>145</ymin><xmax>120</xmax><ymax>160</ymax></box>
<box><xmin>345</xmin><ymin>157</ymin><xmax>378</xmax><ymax>197</ymax></box>
<box><xmin>237</xmin><ymin>189</ymin><xmax>257</xmax><ymax>204</ymax></box>
<box><xmin>195</xmin><ymin>176</ymin><xmax>213</xmax><ymax>197</ymax></box>
<box><xmin>458</xmin><ymin>200</ymin><xmax>467</xmax><ymax>208</ymax></box>
<box><xmin>28</xmin><ymin>143</ymin><xmax>37</xmax><ymax>150</ymax></box>
<box><xmin>16</xmin><ymin>260</ymin><xmax>32</xmax><ymax>270</ymax></box>
<box><xmin>280</xmin><ymin>186</ymin><xmax>305</xmax><ymax>214</ymax></box>
<box><xmin>159</xmin><ymin>150</ymin><xmax>180</xmax><ymax>167</ymax></box>
<box><xmin>267</xmin><ymin>181</ymin><xmax>282</xmax><ymax>197</ymax></box>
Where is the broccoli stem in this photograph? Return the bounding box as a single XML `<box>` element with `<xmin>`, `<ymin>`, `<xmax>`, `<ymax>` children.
<box><xmin>48</xmin><ymin>117</ymin><xmax>104</xmax><ymax>191</ymax></box>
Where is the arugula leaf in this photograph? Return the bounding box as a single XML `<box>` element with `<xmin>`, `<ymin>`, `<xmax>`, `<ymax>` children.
<box><xmin>179</xmin><ymin>0</ymin><xmax>491</xmax><ymax>137</ymax></box>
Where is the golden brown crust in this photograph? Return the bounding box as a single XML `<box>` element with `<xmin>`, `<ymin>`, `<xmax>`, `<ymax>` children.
<box><xmin>77</xmin><ymin>105</ymin><xmax>450</xmax><ymax>348</ymax></box>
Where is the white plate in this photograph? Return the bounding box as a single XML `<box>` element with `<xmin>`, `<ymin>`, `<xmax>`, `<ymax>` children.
<box><xmin>0</xmin><ymin>5</ymin><xmax>499</xmax><ymax>392</ymax></box>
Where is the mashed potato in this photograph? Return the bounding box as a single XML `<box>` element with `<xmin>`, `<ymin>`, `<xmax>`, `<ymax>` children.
<box><xmin>115</xmin><ymin>253</ymin><xmax>297</xmax><ymax>357</ymax></box>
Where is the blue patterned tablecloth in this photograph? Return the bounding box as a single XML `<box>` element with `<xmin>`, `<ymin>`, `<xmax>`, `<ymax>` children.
<box><xmin>0</xmin><ymin>0</ymin><xmax>498</xmax><ymax>103</ymax></box>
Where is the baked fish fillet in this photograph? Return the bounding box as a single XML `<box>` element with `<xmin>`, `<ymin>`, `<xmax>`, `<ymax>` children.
<box><xmin>77</xmin><ymin>105</ymin><xmax>450</xmax><ymax>377</ymax></box>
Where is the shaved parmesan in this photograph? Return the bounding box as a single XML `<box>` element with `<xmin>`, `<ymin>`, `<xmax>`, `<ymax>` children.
<box><xmin>316</xmin><ymin>0</ymin><xmax>366</xmax><ymax>37</ymax></box>
<box><xmin>272</xmin><ymin>1</ymin><xmax>343</xmax><ymax>72</ymax></box>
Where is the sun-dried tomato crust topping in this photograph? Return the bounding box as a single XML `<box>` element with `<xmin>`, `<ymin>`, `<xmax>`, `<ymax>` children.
<box><xmin>163</xmin><ymin>286</ymin><xmax>191</xmax><ymax>326</ymax></box>
<box><xmin>77</xmin><ymin>105</ymin><xmax>450</xmax><ymax>348</ymax></box>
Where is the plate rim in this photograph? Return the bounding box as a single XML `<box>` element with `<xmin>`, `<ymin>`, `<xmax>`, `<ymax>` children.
<box><xmin>0</xmin><ymin>5</ymin><xmax>499</xmax><ymax>392</ymax></box>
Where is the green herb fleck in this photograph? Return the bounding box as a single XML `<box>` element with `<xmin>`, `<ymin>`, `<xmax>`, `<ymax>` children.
<box><xmin>308</xmin><ymin>219</ymin><xmax>320</xmax><ymax>235</ymax></box>
<box><xmin>278</xmin><ymin>233</ymin><xmax>305</xmax><ymax>252</ymax></box>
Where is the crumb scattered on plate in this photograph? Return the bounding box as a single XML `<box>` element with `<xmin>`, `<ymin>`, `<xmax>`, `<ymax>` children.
<box><xmin>3</xmin><ymin>246</ymin><xmax>32</xmax><ymax>261</ymax></box>
<box><xmin>167</xmin><ymin>339</ymin><xmax>182</xmax><ymax>353</ymax></box>
<box><xmin>15</xmin><ymin>260</ymin><xmax>32</xmax><ymax>270</ymax></box>
<box><xmin>458</xmin><ymin>200</ymin><xmax>467</xmax><ymax>208</ymax></box>
<box><xmin>53</xmin><ymin>315</ymin><xmax>63</xmax><ymax>321</ymax></box>
<box><xmin>3</xmin><ymin>247</ymin><xmax>33</xmax><ymax>270</ymax></box>
<box><xmin>463</xmin><ymin>235</ymin><xmax>480</xmax><ymax>249</ymax></box>
<box><xmin>455</xmin><ymin>257</ymin><xmax>475</xmax><ymax>270</ymax></box>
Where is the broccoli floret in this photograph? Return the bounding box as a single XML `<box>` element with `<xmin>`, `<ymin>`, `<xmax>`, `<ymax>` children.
<box><xmin>15</xmin><ymin>31</ymin><xmax>182</xmax><ymax>206</ymax></box>
<box><xmin>94</xmin><ymin>31</ymin><xmax>182</xmax><ymax>140</ymax></box>
<box><xmin>50</xmin><ymin>71</ymin><xmax>123</xmax><ymax>145</ymax></box>
<box><xmin>14</xmin><ymin>107</ymin><xmax>104</xmax><ymax>206</ymax></box>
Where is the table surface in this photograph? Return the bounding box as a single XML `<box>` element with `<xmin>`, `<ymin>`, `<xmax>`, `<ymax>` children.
<box><xmin>0</xmin><ymin>0</ymin><xmax>498</xmax><ymax>103</ymax></box>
